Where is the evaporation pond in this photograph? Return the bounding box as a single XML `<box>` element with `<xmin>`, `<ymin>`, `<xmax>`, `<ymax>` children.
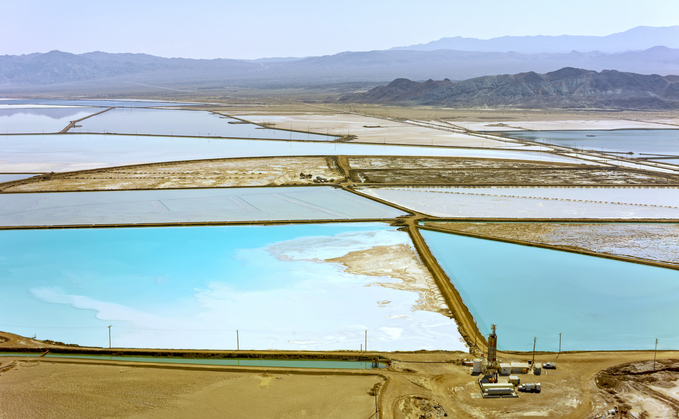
<box><xmin>359</xmin><ymin>186</ymin><xmax>679</xmax><ymax>219</ymax></box>
<box><xmin>0</xmin><ymin>353</ymin><xmax>377</xmax><ymax>369</ymax></box>
<box><xmin>0</xmin><ymin>98</ymin><xmax>200</xmax><ymax>108</ymax></box>
<box><xmin>0</xmin><ymin>187</ymin><xmax>405</xmax><ymax>226</ymax></box>
<box><xmin>0</xmin><ymin>134</ymin><xmax>591</xmax><ymax>173</ymax></box>
<box><xmin>421</xmin><ymin>229</ymin><xmax>679</xmax><ymax>351</ymax></box>
<box><xmin>0</xmin><ymin>223</ymin><xmax>463</xmax><ymax>351</ymax></box>
<box><xmin>0</xmin><ymin>107</ymin><xmax>101</xmax><ymax>133</ymax></box>
<box><xmin>0</xmin><ymin>174</ymin><xmax>37</xmax><ymax>183</ymax></box>
<box><xmin>70</xmin><ymin>108</ymin><xmax>336</xmax><ymax>140</ymax></box>
<box><xmin>502</xmin><ymin>130</ymin><xmax>679</xmax><ymax>164</ymax></box>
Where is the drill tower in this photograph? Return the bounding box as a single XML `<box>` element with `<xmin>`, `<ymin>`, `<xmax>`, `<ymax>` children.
<box><xmin>487</xmin><ymin>324</ymin><xmax>498</xmax><ymax>372</ymax></box>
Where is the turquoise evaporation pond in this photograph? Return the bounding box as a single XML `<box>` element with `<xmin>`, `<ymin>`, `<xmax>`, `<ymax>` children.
<box><xmin>0</xmin><ymin>223</ymin><xmax>463</xmax><ymax>351</ymax></box>
<box><xmin>69</xmin><ymin>108</ymin><xmax>336</xmax><ymax>141</ymax></box>
<box><xmin>421</xmin><ymin>229</ymin><xmax>679</xmax><ymax>351</ymax></box>
<box><xmin>501</xmin><ymin>129</ymin><xmax>679</xmax><ymax>164</ymax></box>
<box><xmin>0</xmin><ymin>98</ymin><xmax>201</xmax><ymax>108</ymax></box>
<box><xmin>0</xmin><ymin>353</ymin><xmax>376</xmax><ymax>369</ymax></box>
<box><xmin>0</xmin><ymin>107</ymin><xmax>101</xmax><ymax>133</ymax></box>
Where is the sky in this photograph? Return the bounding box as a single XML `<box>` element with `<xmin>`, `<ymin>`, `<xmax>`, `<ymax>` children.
<box><xmin>2</xmin><ymin>0</ymin><xmax>679</xmax><ymax>59</ymax></box>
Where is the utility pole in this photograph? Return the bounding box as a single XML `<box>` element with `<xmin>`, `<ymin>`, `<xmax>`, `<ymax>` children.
<box><xmin>365</xmin><ymin>330</ymin><xmax>368</xmax><ymax>353</ymax></box>
<box><xmin>558</xmin><ymin>332</ymin><xmax>562</xmax><ymax>358</ymax></box>
<box><xmin>654</xmin><ymin>338</ymin><xmax>658</xmax><ymax>370</ymax></box>
<box><xmin>108</xmin><ymin>325</ymin><xmax>112</xmax><ymax>348</ymax></box>
<box><xmin>532</xmin><ymin>337</ymin><xmax>537</xmax><ymax>368</ymax></box>
<box><xmin>237</xmin><ymin>330</ymin><xmax>240</xmax><ymax>351</ymax></box>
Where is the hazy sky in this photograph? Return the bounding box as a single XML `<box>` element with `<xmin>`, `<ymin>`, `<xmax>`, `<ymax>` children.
<box><xmin>3</xmin><ymin>0</ymin><xmax>679</xmax><ymax>59</ymax></box>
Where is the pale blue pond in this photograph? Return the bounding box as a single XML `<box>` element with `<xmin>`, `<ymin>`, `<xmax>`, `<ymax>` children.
<box><xmin>0</xmin><ymin>353</ymin><xmax>378</xmax><ymax>369</ymax></box>
<box><xmin>501</xmin><ymin>130</ymin><xmax>679</xmax><ymax>165</ymax></box>
<box><xmin>0</xmin><ymin>134</ymin><xmax>590</xmax><ymax>173</ymax></box>
<box><xmin>0</xmin><ymin>107</ymin><xmax>101</xmax><ymax>134</ymax></box>
<box><xmin>421</xmin><ymin>229</ymin><xmax>679</xmax><ymax>351</ymax></box>
<box><xmin>0</xmin><ymin>224</ymin><xmax>464</xmax><ymax>351</ymax></box>
<box><xmin>0</xmin><ymin>98</ymin><xmax>200</xmax><ymax>108</ymax></box>
<box><xmin>0</xmin><ymin>187</ymin><xmax>405</xmax><ymax>226</ymax></box>
<box><xmin>0</xmin><ymin>174</ymin><xmax>36</xmax><ymax>182</ymax></box>
<box><xmin>69</xmin><ymin>108</ymin><xmax>337</xmax><ymax>140</ymax></box>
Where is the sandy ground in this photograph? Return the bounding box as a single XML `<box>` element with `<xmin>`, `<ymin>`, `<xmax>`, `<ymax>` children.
<box><xmin>425</xmin><ymin>222</ymin><xmax>679</xmax><ymax>267</ymax></box>
<box><xmin>0</xmin><ymin>358</ymin><xmax>381</xmax><ymax>419</ymax></box>
<box><xmin>1</xmin><ymin>157</ymin><xmax>342</xmax><ymax>192</ymax></box>
<box><xmin>3</xmin><ymin>344</ymin><xmax>678</xmax><ymax>418</ymax></box>
<box><xmin>596</xmin><ymin>359</ymin><xmax>679</xmax><ymax>418</ymax></box>
<box><xmin>328</xmin><ymin>244</ymin><xmax>452</xmax><ymax>317</ymax></box>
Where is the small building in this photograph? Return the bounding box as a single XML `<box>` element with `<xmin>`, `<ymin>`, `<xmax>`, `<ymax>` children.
<box><xmin>534</xmin><ymin>363</ymin><xmax>542</xmax><ymax>375</ymax></box>
<box><xmin>510</xmin><ymin>362</ymin><xmax>530</xmax><ymax>374</ymax></box>
<box><xmin>508</xmin><ymin>375</ymin><xmax>520</xmax><ymax>386</ymax></box>
<box><xmin>499</xmin><ymin>363</ymin><xmax>512</xmax><ymax>375</ymax></box>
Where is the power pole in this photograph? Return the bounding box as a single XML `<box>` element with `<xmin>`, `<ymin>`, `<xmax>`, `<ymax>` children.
<box><xmin>108</xmin><ymin>325</ymin><xmax>112</xmax><ymax>348</ymax></box>
<box><xmin>365</xmin><ymin>330</ymin><xmax>368</xmax><ymax>353</ymax></box>
<box><xmin>558</xmin><ymin>332</ymin><xmax>562</xmax><ymax>358</ymax></box>
<box><xmin>654</xmin><ymin>338</ymin><xmax>658</xmax><ymax>370</ymax></box>
<box><xmin>532</xmin><ymin>337</ymin><xmax>537</xmax><ymax>368</ymax></box>
<box><xmin>237</xmin><ymin>330</ymin><xmax>240</xmax><ymax>351</ymax></box>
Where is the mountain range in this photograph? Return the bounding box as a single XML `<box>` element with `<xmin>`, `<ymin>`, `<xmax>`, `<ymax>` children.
<box><xmin>339</xmin><ymin>68</ymin><xmax>679</xmax><ymax>109</ymax></box>
<box><xmin>391</xmin><ymin>26</ymin><xmax>679</xmax><ymax>53</ymax></box>
<box><xmin>1</xmin><ymin>26</ymin><xmax>677</xmax><ymax>99</ymax></box>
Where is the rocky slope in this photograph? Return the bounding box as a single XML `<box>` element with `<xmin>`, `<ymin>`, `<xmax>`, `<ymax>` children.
<box><xmin>339</xmin><ymin>68</ymin><xmax>679</xmax><ymax>109</ymax></box>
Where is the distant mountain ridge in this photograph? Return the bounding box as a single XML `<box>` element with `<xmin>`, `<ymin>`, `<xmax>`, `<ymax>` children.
<box><xmin>339</xmin><ymin>68</ymin><xmax>679</xmax><ymax>109</ymax></box>
<box><xmin>392</xmin><ymin>26</ymin><xmax>679</xmax><ymax>53</ymax></box>
<box><xmin>2</xmin><ymin>47</ymin><xmax>679</xmax><ymax>92</ymax></box>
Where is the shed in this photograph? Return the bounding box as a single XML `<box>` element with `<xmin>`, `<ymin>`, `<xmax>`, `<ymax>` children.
<box><xmin>499</xmin><ymin>363</ymin><xmax>511</xmax><ymax>375</ymax></box>
<box><xmin>510</xmin><ymin>362</ymin><xmax>530</xmax><ymax>374</ymax></box>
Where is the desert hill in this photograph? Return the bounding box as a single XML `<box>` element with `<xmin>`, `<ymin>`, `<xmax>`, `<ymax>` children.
<box><xmin>339</xmin><ymin>68</ymin><xmax>679</xmax><ymax>109</ymax></box>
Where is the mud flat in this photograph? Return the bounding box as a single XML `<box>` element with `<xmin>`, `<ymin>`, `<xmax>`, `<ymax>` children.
<box><xmin>1</xmin><ymin>157</ymin><xmax>343</xmax><ymax>192</ymax></box>
<box><xmin>230</xmin><ymin>112</ymin><xmax>514</xmax><ymax>148</ymax></box>
<box><xmin>345</xmin><ymin>156</ymin><xmax>679</xmax><ymax>186</ymax></box>
<box><xmin>425</xmin><ymin>222</ymin><xmax>679</xmax><ymax>267</ymax></box>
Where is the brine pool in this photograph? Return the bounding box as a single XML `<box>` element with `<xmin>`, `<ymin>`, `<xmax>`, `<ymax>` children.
<box><xmin>0</xmin><ymin>223</ymin><xmax>464</xmax><ymax>351</ymax></box>
<box><xmin>0</xmin><ymin>107</ymin><xmax>101</xmax><ymax>133</ymax></box>
<box><xmin>0</xmin><ymin>134</ymin><xmax>592</xmax><ymax>173</ymax></box>
<box><xmin>68</xmin><ymin>108</ymin><xmax>337</xmax><ymax>141</ymax></box>
<box><xmin>421</xmin><ymin>229</ymin><xmax>679</xmax><ymax>351</ymax></box>
<box><xmin>0</xmin><ymin>187</ymin><xmax>405</xmax><ymax>226</ymax></box>
<box><xmin>502</xmin><ymin>130</ymin><xmax>679</xmax><ymax>165</ymax></box>
<box><xmin>0</xmin><ymin>353</ymin><xmax>379</xmax><ymax>369</ymax></box>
